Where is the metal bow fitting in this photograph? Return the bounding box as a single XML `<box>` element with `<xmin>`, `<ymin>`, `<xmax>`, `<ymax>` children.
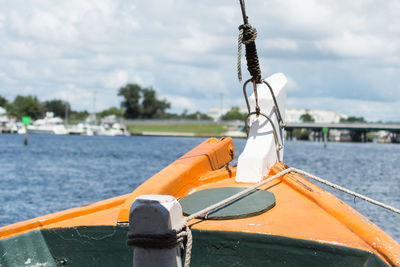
<box><xmin>242</xmin><ymin>78</ymin><xmax>286</xmax><ymax>160</ymax></box>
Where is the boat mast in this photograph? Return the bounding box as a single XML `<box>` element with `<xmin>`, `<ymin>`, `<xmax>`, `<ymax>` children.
<box><xmin>239</xmin><ymin>0</ymin><xmax>248</xmax><ymax>24</ymax></box>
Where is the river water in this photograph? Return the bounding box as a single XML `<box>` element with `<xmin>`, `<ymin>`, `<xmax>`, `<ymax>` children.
<box><xmin>0</xmin><ymin>134</ymin><xmax>399</xmax><ymax>241</ymax></box>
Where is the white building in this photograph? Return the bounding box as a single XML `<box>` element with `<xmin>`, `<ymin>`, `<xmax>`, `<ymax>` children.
<box><xmin>207</xmin><ymin>107</ymin><xmax>247</xmax><ymax>122</ymax></box>
<box><xmin>0</xmin><ymin>107</ymin><xmax>8</xmax><ymax>132</ymax></box>
<box><xmin>208</xmin><ymin>106</ymin><xmax>347</xmax><ymax>124</ymax></box>
<box><xmin>285</xmin><ymin>108</ymin><xmax>347</xmax><ymax>123</ymax></box>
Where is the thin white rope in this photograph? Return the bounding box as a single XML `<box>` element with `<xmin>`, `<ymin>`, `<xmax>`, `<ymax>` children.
<box><xmin>237</xmin><ymin>28</ymin><xmax>244</xmax><ymax>83</ymax></box>
<box><xmin>179</xmin><ymin>168</ymin><xmax>292</xmax><ymax>267</ymax></box>
<box><xmin>185</xmin><ymin>168</ymin><xmax>292</xmax><ymax>222</ymax></box>
<box><xmin>183</xmin><ymin>226</ymin><xmax>192</xmax><ymax>267</ymax></box>
<box><xmin>183</xmin><ymin>167</ymin><xmax>399</xmax><ymax>225</ymax></box>
<box><xmin>291</xmin><ymin>167</ymin><xmax>400</xmax><ymax>214</ymax></box>
<box><xmin>179</xmin><ymin>167</ymin><xmax>400</xmax><ymax>267</ymax></box>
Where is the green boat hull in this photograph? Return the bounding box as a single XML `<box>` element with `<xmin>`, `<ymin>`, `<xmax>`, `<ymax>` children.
<box><xmin>0</xmin><ymin>226</ymin><xmax>388</xmax><ymax>266</ymax></box>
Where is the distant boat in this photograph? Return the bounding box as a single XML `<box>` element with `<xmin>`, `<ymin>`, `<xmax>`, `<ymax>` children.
<box><xmin>27</xmin><ymin>112</ymin><xmax>69</xmax><ymax>135</ymax></box>
<box><xmin>94</xmin><ymin>115</ymin><xmax>130</xmax><ymax>136</ymax></box>
<box><xmin>95</xmin><ymin>122</ymin><xmax>130</xmax><ymax>136</ymax></box>
<box><xmin>68</xmin><ymin>123</ymin><xmax>94</xmax><ymax>136</ymax></box>
<box><xmin>68</xmin><ymin>122</ymin><xmax>129</xmax><ymax>136</ymax></box>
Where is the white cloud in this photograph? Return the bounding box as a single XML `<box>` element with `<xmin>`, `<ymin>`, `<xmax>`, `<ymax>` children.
<box><xmin>263</xmin><ymin>38</ymin><xmax>298</xmax><ymax>52</ymax></box>
<box><xmin>315</xmin><ymin>32</ymin><xmax>398</xmax><ymax>59</ymax></box>
<box><xmin>9</xmin><ymin>60</ymin><xmax>33</xmax><ymax>80</ymax></box>
<box><xmin>164</xmin><ymin>95</ymin><xmax>195</xmax><ymax>112</ymax></box>
<box><xmin>53</xmin><ymin>84</ymin><xmax>94</xmax><ymax>111</ymax></box>
<box><xmin>286</xmin><ymin>75</ymin><xmax>301</xmax><ymax>92</ymax></box>
<box><xmin>0</xmin><ymin>0</ymin><xmax>399</xmax><ymax>121</ymax></box>
<box><xmin>104</xmin><ymin>70</ymin><xmax>128</xmax><ymax>89</ymax></box>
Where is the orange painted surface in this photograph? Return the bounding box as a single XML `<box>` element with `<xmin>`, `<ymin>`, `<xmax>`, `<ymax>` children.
<box><xmin>184</xmin><ymin>164</ymin><xmax>400</xmax><ymax>266</ymax></box>
<box><xmin>0</xmin><ymin>137</ymin><xmax>234</xmax><ymax>240</ymax></box>
<box><xmin>117</xmin><ymin>137</ymin><xmax>235</xmax><ymax>222</ymax></box>
<box><xmin>0</xmin><ymin>137</ymin><xmax>399</xmax><ymax>265</ymax></box>
<box><xmin>0</xmin><ymin>194</ymin><xmax>128</xmax><ymax>240</ymax></box>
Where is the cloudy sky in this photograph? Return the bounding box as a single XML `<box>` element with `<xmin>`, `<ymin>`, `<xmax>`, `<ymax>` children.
<box><xmin>1</xmin><ymin>0</ymin><xmax>400</xmax><ymax>121</ymax></box>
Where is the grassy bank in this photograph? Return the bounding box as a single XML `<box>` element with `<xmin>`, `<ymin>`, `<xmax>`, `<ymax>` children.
<box><xmin>127</xmin><ymin>123</ymin><xmax>228</xmax><ymax>135</ymax></box>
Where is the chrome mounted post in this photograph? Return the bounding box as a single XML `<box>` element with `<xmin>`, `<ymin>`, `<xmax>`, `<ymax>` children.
<box><xmin>242</xmin><ymin>78</ymin><xmax>286</xmax><ymax>160</ymax></box>
<box><xmin>244</xmin><ymin>112</ymin><xmax>283</xmax><ymax>161</ymax></box>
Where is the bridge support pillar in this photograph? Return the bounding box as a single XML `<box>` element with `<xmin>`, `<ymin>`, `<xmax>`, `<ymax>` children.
<box><xmin>285</xmin><ymin>129</ymin><xmax>293</xmax><ymax>141</ymax></box>
<box><xmin>391</xmin><ymin>132</ymin><xmax>399</xmax><ymax>143</ymax></box>
<box><xmin>363</xmin><ymin>131</ymin><xmax>368</xmax><ymax>143</ymax></box>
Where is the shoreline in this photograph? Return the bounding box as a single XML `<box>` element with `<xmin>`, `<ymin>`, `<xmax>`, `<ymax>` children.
<box><xmin>131</xmin><ymin>131</ymin><xmax>247</xmax><ymax>139</ymax></box>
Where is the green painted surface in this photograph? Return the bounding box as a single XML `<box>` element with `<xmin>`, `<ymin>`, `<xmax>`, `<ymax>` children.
<box><xmin>0</xmin><ymin>230</ymin><xmax>56</xmax><ymax>266</ymax></box>
<box><xmin>190</xmin><ymin>230</ymin><xmax>388</xmax><ymax>267</ymax></box>
<box><xmin>22</xmin><ymin>116</ymin><xmax>31</xmax><ymax>125</ymax></box>
<box><xmin>0</xmin><ymin>226</ymin><xmax>132</xmax><ymax>267</ymax></box>
<box><xmin>0</xmin><ymin>226</ymin><xmax>389</xmax><ymax>267</ymax></box>
<box><xmin>180</xmin><ymin>187</ymin><xmax>276</xmax><ymax>220</ymax></box>
<box><xmin>42</xmin><ymin>226</ymin><xmax>133</xmax><ymax>266</ymax></box>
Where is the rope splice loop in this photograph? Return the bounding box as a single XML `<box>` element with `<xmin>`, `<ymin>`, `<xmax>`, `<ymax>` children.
<box><xmin>237</xmin><ymin>0</ymin><xmax>262</xmax><ymax>84</ymax></box>
<box><xmin>237</xmin><ymin>23</ymin><xmax>262</xmax><ymax>84</ymax></box>
<box><xmin>127</xmin><ymin>225</ymin><xmax>193</xmax><ymax>267</ymax></box>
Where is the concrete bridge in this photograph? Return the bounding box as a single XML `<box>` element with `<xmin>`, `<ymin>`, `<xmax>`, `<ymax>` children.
<box><xmin>285</xmin><ymin>123</ymin><xmax>400</xmax><ymax>143</ymax></box>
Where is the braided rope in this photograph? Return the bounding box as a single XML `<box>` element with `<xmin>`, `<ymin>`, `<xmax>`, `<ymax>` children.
<box><xmin>237</xmin><ymin>28</ymin><xmax>244</xmax><ymax>83</ymax></box>
<box><xmin>237</xmin><ymin>24</ymin><xmax>261</xmax><ymax>83</ymax></box>
<box><xmin>243</xmin><ymin>27</ymin><xmax>257</xmax><ymax>44</ymax></box>
<box><xmin>127</xmin><ymin>224</ymin><xmax>193</xmax><ymax>267</ymax></box>
<box><xmin>127</xmin><ymin>227</ymin><xmax>188</xmax><ymax>249</ymax></box>
<box><xmin>184</xmin><ymin>226</ymin><xmax>193</xmax><ymax>267</ymax></box>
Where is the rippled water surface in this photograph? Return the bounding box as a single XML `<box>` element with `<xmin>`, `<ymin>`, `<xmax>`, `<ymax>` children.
<box><xmin>0</xmin><ymin>134</ymin><xmax>399</xmax><ymax>241</ymax></box>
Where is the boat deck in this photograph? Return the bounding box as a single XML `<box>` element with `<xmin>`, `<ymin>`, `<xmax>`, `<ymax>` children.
<box><xmin>1</xmin><ymin>137</ymin><xmax>399</xmax><ymax>266</ymax></box>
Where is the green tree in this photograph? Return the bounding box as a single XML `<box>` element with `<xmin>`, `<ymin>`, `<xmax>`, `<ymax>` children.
<box><xmin>118</xmin><ymin>83</ymin><xmax>171</xmax><ymax>119</ymax></box>
<box><xmin>97</xmin><ymin>107</ymin><xmax>124</xmax><ymax>118</ymax></box>
<box><xmin>43</xmin><ymin>99</ymin><xmax>70</xmax><ymax>118</ymax></box>
<box><xmin>7</xmin><ymin>95</ymin><xmax>44</xmax><ymax>119</ymax></box>
<box><xmin>340</xmin><ymin>116</ymin><xmax>366</xmax><ymax>123</ymax></box>
<box><xmin>183</xmin><ymin>111</ymin><xmax>212</xmax><ymax>120</ymax></box>
<box><xmin>69</xmin><ymin>110</ymin><xmax>89</xmax><ymax>122</ymax></box>
<box><xmin>299</xmin><ymin>113</ymin><xmax>315</xmax><ymax>122</ymax></box>
<box><xmin>118</xmin><ymin>84</ymin><xmax>142</xmax><ymax>119</ymax></box>
<box><xmin>221</xmin><ymin>107</ymin><xmax>247</xmax><ymax>121</ymax></box>
<box><xmin>141</xmin><ymin>88</ymin><xmax>170</xmax><ymax>119</ymax></box>
<box><xmin>181</xmin><ymin>109</ymin><xmax>188</xmax><ymax>117</ymax></box>
<box><xmin>0</xmin><ymin>95</ymin><xmax>8</xmax><ymax>108</ymax></box>
<box><xmin>141</xmin><ymin>88</ymin><xmax>171</xmax><ymax>119</ymax></box>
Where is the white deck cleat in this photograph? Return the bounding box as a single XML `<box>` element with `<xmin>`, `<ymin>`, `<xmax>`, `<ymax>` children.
<box><xmin>236</xmin><ymin>73</ymin><xmax>287</xmax><ymax>183</ymax></box>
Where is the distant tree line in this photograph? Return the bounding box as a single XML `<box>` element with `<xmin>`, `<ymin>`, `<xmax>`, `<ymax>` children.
<box><xmin>0</xmin><ymin>95</ymin><xmax>89</xmax><ymax>121</ymax></box>
<box><xmin>340</xmin><ymin>116</ymin><xmax>366</xmax><ymax>123</ymax></box>
<box><xmin>117</xmin><ymin>83</ymin><xmax>212</xmax><ymax>120</ymax></box>
<box><xmin>221</xmin><ymin>107</ymin><xmax>247</xmax><ymax>121</ymax></box>
<box><xmin>0</xmin><ymin>83</ymin><xmax>212</xmax><ymax>121</ymax></box>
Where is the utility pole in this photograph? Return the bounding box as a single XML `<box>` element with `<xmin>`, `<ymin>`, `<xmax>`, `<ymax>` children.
<box><xmin>64</xmin><ymin>101</ymin><xmax>69</xmax><ymax>127</ymax></box>
<box><xmin>92</xmin><ymin>90</ymin><xmax>97</xmax><ymax>122</ymax></box>
<box><xmin>220</xmin><ymin>92</ymin><xmax>223</xmax><ymax>120</ymax></box>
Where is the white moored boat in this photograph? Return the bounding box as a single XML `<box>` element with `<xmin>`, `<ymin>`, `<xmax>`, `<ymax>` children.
<box><xmin>28</xmin><ymin>112</ymin><xmax>69</xmax><ymax>135</ymax></box>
